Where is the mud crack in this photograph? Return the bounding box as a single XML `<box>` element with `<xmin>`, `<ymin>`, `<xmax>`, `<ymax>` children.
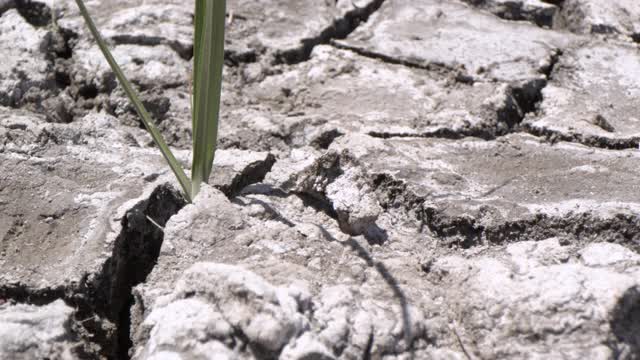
<box><xmin>1</xmin><ymin>0</ymin><xmax>53</xmax><ymax>27</ymax></box>
<box><xmin>519</xmin><ymin>49</ymin><xmax>640</xmax><ymax>150</ymax></box>
<box><xmin>610</xmin><ymin>286</ymin><xmax>640</xmax><ymax>357</ymax></box>
<box><xmin>331</xmin><ymin>41</ymin><xmax>475</xmax><ymax>84</ymax></box>
<box><xmin>368</xmin><ymin>76</ymin><xmax>545</xmax><ymax>142</ymax></box>
<box><xmin>521</xmin><ymin>126</ymin><xmax>640</xmax><ymax>150</ymax></box>
<box><xmin>110</xmin><ymin>34</ymin><xmax>193</xmax><ymax>61</ymax></box>
<box><xmin>110</xmin><ymin>21</ymin><xmax>257</xmax><ymax>65</ymax></box>
<box><xmin>460</xmin><ymin>0</ymin><xmax>559</xmax><ymax>28</ymax></box>
<box><xmin>0</xmin><ymin>184</ymin><xmax>187</xmax><ymax>359</ymax></box>
<box><xmin>214</xmin><ymin>153</ymin><xmax>277</xmax><ymax>198</ymax></box>
<box><xmin>373</xmin><ymin>173</ymin><xmax>640</xmax><ymax>251</ymax></box>
<box><xmin>273</xmin><ymin>0</ymin><xmax>387</xmax><ymax>64</ymax></box>
<box><xmin>91</xmin><ymin>184</ymin><xmax>186</xmax><ymax>359</ymax></box>
<box><xmin>274</xmin><ymin>150</ymin><xmax>388</xmax><ymax>244</ymax></box>
<box><xmin>0</xmin><ymin>0</ymin><xmax>78</xmax><ymax>123</ymax></box>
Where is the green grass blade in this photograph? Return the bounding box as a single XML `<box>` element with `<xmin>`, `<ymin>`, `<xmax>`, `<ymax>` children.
<box><xmin>191</xmin><ymin>0</ymin><xmax>225</xmax><ymax>198</ymax></box>
<box><xmin>192</xmin><ymin>0</ymin><xmax>205</xmax><ymax>126</ymax></box>
<box><xmin>73</xmin><ymin>0</ymin><xmax>193</xmax><ymax>202</ymax></box>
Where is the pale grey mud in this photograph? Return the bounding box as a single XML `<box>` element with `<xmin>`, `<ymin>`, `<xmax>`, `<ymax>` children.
<box><xmin>1</xmin><ymin>0</ymin><xmax>640</xmax><ymax>359</ymax></box>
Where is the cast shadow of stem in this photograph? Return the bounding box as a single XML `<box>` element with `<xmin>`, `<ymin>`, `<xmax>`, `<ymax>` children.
<box><xmin>317</xmin><ymin>225</ymin><xmax>415</xmax><ymax>358</ymax></box>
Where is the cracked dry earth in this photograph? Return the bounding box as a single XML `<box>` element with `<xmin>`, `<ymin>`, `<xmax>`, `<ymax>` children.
<box><xmin>2</xmin><ymin>0</ymin><xmax>640</xmax><ymax>359</ymax></box>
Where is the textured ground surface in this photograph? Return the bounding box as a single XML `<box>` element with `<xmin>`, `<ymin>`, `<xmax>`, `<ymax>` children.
<box><xmin>1</xmin><ymin>0</ymin><xmax>640</xmax><ymax>359</ymax></box>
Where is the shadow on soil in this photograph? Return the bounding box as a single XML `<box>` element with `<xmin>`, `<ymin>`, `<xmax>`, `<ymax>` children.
<box><xmin>317</xmin><ymin>225</ymin><xmax>415</xmax><ymax>359</ymax></box>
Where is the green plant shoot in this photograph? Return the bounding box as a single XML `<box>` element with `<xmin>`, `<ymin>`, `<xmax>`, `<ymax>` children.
<box><xmin>73</xmin><ymin>0</ymin><xmax>226</xmax><ymax>203</ymax></box>
<box><xmin>191</xmin><ymin>0</ymin><xmax>225</xmax><ymax>198</ymax></box>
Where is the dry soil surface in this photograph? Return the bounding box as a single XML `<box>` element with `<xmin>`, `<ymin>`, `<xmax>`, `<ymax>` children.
<box><xmin>1</xmin><ymin>0</ymin><xmax>640</xmax><ymax>359</ymax></box>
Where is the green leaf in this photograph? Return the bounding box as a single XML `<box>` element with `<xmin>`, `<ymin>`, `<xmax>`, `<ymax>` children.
<box><xmin>191</xmin><ymin>0</ymin><xmax>226</xmax><ymax>198</ymax></box>
<box><xmin>73</xmin><ymin>0</ymin><xmax>193</xmax><ymax>202</ymax></box>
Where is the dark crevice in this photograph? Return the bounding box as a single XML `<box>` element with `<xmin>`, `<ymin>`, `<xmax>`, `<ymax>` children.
<box><xmin>0</xmin><ymin>286</ymin><xmax>67</xmax><ymax>306</ymax></box>
<box><xmin>512</xmin><ymin>49</ymin><xmax>640</xmax><ymax>150</ymax></box>
<box><xmin>311</xmin><ymin>128</ymin><xmax>344</xmax><ymax>149</ymax></box>
<box><xmin>111</xmin><ymin>34</ymin><xmax>164</xmax><ymax>47</ymax></box>
<box><xmin>13</xmin><ymin>0</ymin><xmax>51</xmax><ymax>27</ymax></box>
<box><xmin>460</xmin><ymin>0</ymin><xmax>559</xmax><ymax>28</ymax></box>
<box><xmin>522</xmin><ymin>124</ymin><xmax>640</xmax><ymax>150</ymax></box>
<box><xmin>363</xmin><ymin>331</ymin><xmax>374</xmax><ymax>360</ymax></box>
<box><xmin>55</xmin><ymin>28</ymin><xmax>78</xmax><ymax>60</ymax></box>
<box><xmin>333</xmin><ymin>45</ymin><xmax>562</xmax><ymax>136</ymax></box>
<box><xmin>110</xmin><ymin>34</ymin><xmax>258</xmax><ymax>65</ymax></box>
<box><xmin>512</xmin><ymin>78</ymin><xmax>547</xmax><ymax>116</ymax></box>
<box><xmin>54</xmin><ymin>69</ymin><xmax>72</xmax><ymax>89</ymax></box>
<box><xmin>1</xmin><ymin>3</ymin><xmax>78</xmax><ymax>122</ymax></box>
<box><xmin>331</xmin><ymin>41</ymin><xmax>475</xmax><ymax>84</ymax></box>
<box><xmin>44</xmin><ymin>26</ymin><xmax>78</xmax><ymax>61</ymax></box>
<box><xmin>110</xmin><ymin>34</ymin><xmax>194</xmax><ymax>61</ymax></box>
<box><xmin>78</xmin><ymin>84</ymin><xmax>99</xmax><ymax>99</ymax></box>
<box><xmin>282</xmin><ymin>151</ymin><xmax>388</xmax><ymax>244</ymax></box>
<box><xmin>212</xmin><ymin>154</ymin><xmax>277</xmax><ymax>198</ymax></box>
<box><xmin>373</xmin><ymin>173</ymin><xmax>640</xmax><ymax>251</ymax></box>
<box><xmin>610</xmin><ymin>286</ymin><xmax>640</xmax><ymax>358</ymax></box>
<box><xmin>0</xmin><ymin>184</ymin><xmax>187</xmax><ymax>359</ymax></box>
<box><xmin>120</xmin><ymin>93</ymin><xmax>171</xmax><ymax>127</ymax></box>
<box><xmin>368</xmin><ymin>77</ymin><xmax>542</xmax><ymax>142</ymax></box>
<box><xmin>539</xmin><ymin>49</ymin><xmax>562</xmax><ymax>79</ymax></box>
<box><xmin>514</xmin><ymin>45</ymin><xmax>640</xmax><ymax>151</ymax></box>
<box><xmin>509</xmin><ymin>49</ymin><xmax>561</xmax><ymax>121</ymax></box>
<box><xmin>273</xmin><ymin>0</ymin><xmax>387</xmax><ymax>65</ymax></box>
<box><xmin>225</xmin><ymin>49</ymin><xmax>258</xmax><ymax>66</ymax></box>
<box><xmin>368</xmin><ymin>128</ymin><xmax>496</xmax><ymax>142</ymax></box>
<box><xmin>589</xmin><ymin>24</ymin><xmax>621</xmax><ymax>36</ymax></box>
<box><xmin>90</xmin><ymin>184</ymin><xmax>187</xmax><ymax>359</ymax></box>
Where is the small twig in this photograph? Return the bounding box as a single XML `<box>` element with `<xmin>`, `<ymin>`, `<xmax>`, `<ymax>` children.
<box><xmin>227</xmin><ymin>9</ymin><xmax>234</xmax><ymax>24</ymax></box>
<box><xmin>452</xmin><ymin>321</ymin><xmax>474</xmax><ymax>360</ymax></box>
<box><xmin>77</xmin><ymin>314</ymin><xmax>98</xmax><ymax>325</ymax></box>
<box><xmin>146</xmin><ymin>215</ymin><xmax>164</xmax><ymax>232</ymax></box>
<box><xmin>51</xmin><ymin>0</ymin><xmax>56</xmax><ymax>28</ymax></box>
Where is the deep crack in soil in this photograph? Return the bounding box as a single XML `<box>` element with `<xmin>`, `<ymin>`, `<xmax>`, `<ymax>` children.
<box><xmin>0</xmin><ymin>184</ymin><xmax>187</xmax><ymax>359</ymax></box>
<box><xmin>611</xmin><ymin>286</ymin><xmax>640</xmax><ymax>357</ymax></box>
<box><xmin>373</xmin><ymin>173</ymin><xmax>640</xmax><ymax>250</ymax></box>
<box><xmin>2</xmin><ymin>0</ymin><xmax>52</xmax><ymax>27</ymax></box>
<box><xmin>460</xmin><ymin>0</ymin><xmax>559</xmax><ymax>28</ymax></box>
<box><xmin>91</xmin><ymin>184</ymin><xmax>187</xmax><ymax>359</ymax></box>
<box><xmin>273</xmin><ymin>0</ymin><xmax>387</xmax><ymax>64</ymax></box>
<box><xmin>1</xmin><ymin>0</ymin><xmax>80</xmax><ymax>123</ymax></box>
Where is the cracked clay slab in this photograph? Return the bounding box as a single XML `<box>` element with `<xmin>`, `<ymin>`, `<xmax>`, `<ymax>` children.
<box><xmin>245</xmin><ymin>45</ymin><xmax>526</xmax><ymax>141</ymax></box>
<box><xmin>336</xmin><ymin>0</ymin><xmax>574</xmax><ymax>82</ymax></box>
<box><xmin>130</xmin><ymin>187</ymin><xmax>640</xmax><ymax>359</ymax></box>
<box><xmin>57</xmin><ymin>0</ymin><xmax>193</xmax><ymax>50</ymax></box>
<box><xmin>0</xmin><ymin>107</ymin><xmax>275</xmax><ymax>291</ymax></box>
<box><xmin>331</xmin><ymin>133</ymin><xmax>640</xmax><ymax>247</ymax></box>
<box><xmin>0</xmin><ymin>300</ymin><xmax>80</xmax><ymax>359</ymax></box>
<box><xmin>58</xmin><ymin>0</ymin><xmax>382</xmax><ymax>63</ymax></box>
<box><xmin>224</xmin><ymin>0</ymin><xmax>383</xmax><ymax>62</ymax></box>
<box><xmin>460</xmin><ymin>0</ymin><xmax>558</xmax><ymax>27</ymax></box>
<box><xmin>429</xmin><ymin>238</ymin><xmax>640</xmax><ymax>359</ymax></box>
<box><xmin>0</xmin><ymin>110</ymin><xmax>173</xmax><ymax>290</ymax></box>
<box><xmin>0</xmin><ymin>10</ymin><xmax>51</xmax><ymax>108</ymax></box>
<box><xmin>558</xmin><ymin>0</ymin><xmax>640</xmax><ymax>41</ymax></box>
<box><xmin>524</xmin><ymin>41</ymin><xmax>640</xmax><ymax>149</ymax></box>
<box><xmin>131</xmin><ymin>186</ymin><xmax>437</xmax><ymax>359</ymax></box>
